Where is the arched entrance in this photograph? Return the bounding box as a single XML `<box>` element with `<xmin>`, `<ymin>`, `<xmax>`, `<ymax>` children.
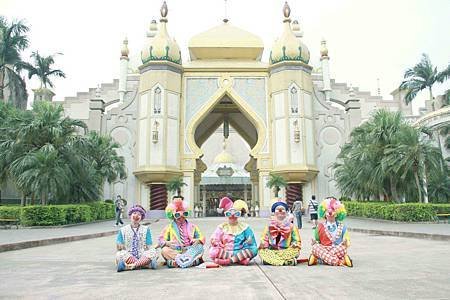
<box><xmin>184</xmin><ymin>85</ymin><xmax>266</xmax><ymax>215</ymax></box>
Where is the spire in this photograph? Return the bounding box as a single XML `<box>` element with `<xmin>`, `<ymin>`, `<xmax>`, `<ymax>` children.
<box><xmin>349</xmin><ymin>84</ymin><xmax>356</xmax><ymax>98</ymax></box>
<box><xmin>283</xmin><ymin>1</ymin><xmax>291</xmax><ymax>21</ymax></box>
<box><xmin>120</xmin><ymin>37</ymin><xmax>129</xmax><ymax>58</ymax></box>
<box><xmin>320</xmin><ymin>38</ymin><xmax>329</xmax><ymax>58</ymax></box>
<box><xmin>160</xmin><ymin>1</ymin><xmax>168</xmax><ymax>21</ymax></box>
<box><xmin>223</xmin><ymin>0</ymin><xmax>229</xmax><ymax>23</ymax></box>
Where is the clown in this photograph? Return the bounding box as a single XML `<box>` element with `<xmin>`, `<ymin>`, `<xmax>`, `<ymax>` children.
<box><xmin>115</xmin><ymin>205</ymin><xmax>158</xmax><ymax>272</ymax></box>
<box><xmin>259</xmin><ymin>200</ymin><xmax>301</xmax><ymax>266</ymax></box>
<box><xmin>209</xmin><ymin>197</ymin><xmax>258</xmax><ymax>266</ymax></box>
<box><xmin>159</xmin><ymin>196</ymin><xmax>205</xmax><ymax>268</ymax></box>
<box><xmin>308</xmin><ymin>197</ymin><xmax>353</xmax><ymax>267</ymax></box>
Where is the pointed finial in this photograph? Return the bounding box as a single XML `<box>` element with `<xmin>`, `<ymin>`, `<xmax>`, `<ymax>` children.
<box><xmin>349</xmin><ymin>84</ymin><xmax>356</xmax><ymax>98</ymax></box>
<box><xmin>121</xmin><ymin>37</ymin><xmax>129</xmax><ymax>57</ymax></box>
<box><xmin>377</xmin><ymin>78</ymin><xmax>381</xmax><ymax>96</ymax></box>
<box><xmin>223</xmin><ymin>137</ymin><xmax>227</xmax><ymax>150</ymax></box>
<box><xmin>283</xmin><ymin>2</ymin><xmax>291</xmax><ymax>19</ymax></box>
<box><xmin>161</xmin><ymin>1</ymin><xmax>168</xmax><ymax>18</ymax></box>
<box><xmin>95</xmin><ymin>85</ymin><xmax>102</xmax><ymax>98</ymax></box>
<box><xmin>223</xmin><ymin>0</ymin><xmax>229</xmax><ymax>23</ymax></box>
<box><xmin>320</xmin><ymin>38</ymin><xmax>328</xmax><ymax>58</ymax></box>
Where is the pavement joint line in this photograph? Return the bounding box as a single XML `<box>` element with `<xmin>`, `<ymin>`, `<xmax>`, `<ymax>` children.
<box><xmin>255</xmin><ymin>262</ymin><xmax>287</xmax><ymax>300</ymax></box>
<box><xmin>348</xmin><ymin>228</ymin><xmax>450</xmax><ymax>241</ymax></box>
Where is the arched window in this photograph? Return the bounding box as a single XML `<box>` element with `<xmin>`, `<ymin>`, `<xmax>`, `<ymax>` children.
<box><xmin>154</xmin><ymin>87</ymin><xmax>161</xmax><ymax>114</ymax></box>
<box><xmin>290</xmin><ymin>87</ymin><xmax>298</xmax><ymax>114</ymax></box>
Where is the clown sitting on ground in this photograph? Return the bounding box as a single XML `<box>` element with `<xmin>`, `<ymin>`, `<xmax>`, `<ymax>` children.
<box><xmin>209</xmin><ymin>197</ymin><xmax>258</xmax><ymax>266</ymax></box>
<box><xmin>259</xmin><ymin>200</ymin><xmax>301</xmax><ymax>266</ymax></box>
<box><xmin>308</xmin><ymin>197</ymin><xmax>353</xmax><ymax>267</ymax></box>
<box><xmin>159</xmin><ymin>196</ymin><xmax>205</xmax><ymax>268</ymax></box>
<box><xmin>115</xmin><ymin>205</ymin><xmax>158</xmax><ymax>272</ymax></box>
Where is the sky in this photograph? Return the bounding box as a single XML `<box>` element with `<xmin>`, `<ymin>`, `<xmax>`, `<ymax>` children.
<box><xmin>2</xmin><ymin>0</ymin><xmax>450</xmax><ymax>114</ymax></box>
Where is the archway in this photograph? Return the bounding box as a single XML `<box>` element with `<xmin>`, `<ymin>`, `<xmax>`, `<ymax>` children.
<box><xmin>188</xmin><ymin>92</ymin><xmax>263</xmax><ymax>216</ymax></box>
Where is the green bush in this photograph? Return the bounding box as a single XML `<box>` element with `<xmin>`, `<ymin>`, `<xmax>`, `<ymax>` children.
<box><xmin>344</xmin><ymin>201</ymin><xmax>443</xmax><ymax>222</ymax></box>
<box><xmin>21</xmin><ymin>206</ymin><xmax>66</xmax><ymax>226</ymax></box>
<box><xmin>429</xmin><ymin>204</ymin><xmax>450</xmax><ymax>214</ymax></box>
<box><xmin>0</xmin><ymin>206</ymin><xmax>22</xmax><ymax>219</ymax></box>
<box><xmin>64</xmin><ymin>205</ymin><xmax>93</xmax><ymax>223</ymax></box>
<box><xmin>13</xmin><ymin>202</ymin><xmax>115</xmax><ymax>226</ymax></box>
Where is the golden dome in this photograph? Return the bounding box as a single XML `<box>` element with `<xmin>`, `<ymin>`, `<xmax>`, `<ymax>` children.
<box><xmin>188</xmin><ymin>22</ymin><xmax>264</xmax><ymax>60</ymax></box>
<box><xmin>270</xmin><ymin>2</ymin><xmax>310</xmax><ymax>65</ymax></box>
<box><xmin>213</xmin><ymin>138</ymin><xmax>235</xmax><ymax>164</ymax></box>
<box><xmin>141</xmin><ymin>1</ymin><xmax>181</xmax><ymax>65</ymax></box>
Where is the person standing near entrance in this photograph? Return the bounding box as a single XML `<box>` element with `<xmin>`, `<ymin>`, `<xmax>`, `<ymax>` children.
<box><xmin>308</xmin><ymin>195</ymin><xmax>319</xmax><ymax>229</ymax></box>
<box><xmin>114</xmin><ymin>195</ymin><xmax>124</xmax><ymax>226</ymax></box>
<box><xmin>292</xmin><ymin>197</ymin><xmax>303</xmax><ymax>229</ymax></box>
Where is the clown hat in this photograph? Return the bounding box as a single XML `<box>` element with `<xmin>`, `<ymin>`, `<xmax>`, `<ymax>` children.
<box><xmin>165</xmin><ymin>198</ymin><xmax>188</xmax><ymax>220</ymax></box>
<box><xmin>271</xmin><ymin>201</ymin><xmax>288</xmax><ymax>213</ymax></box>
<box><xmin>233</xmin><ymin>199</ymin><xmax>249</xmax><ymax>214</ymax></box>
<box><xmin>217</xmin><ymin>196</ymin><xmax>233</xmax><ymax>214</ymax></box>
<box><xmin>128</xmin><ymin>204</ymin><xmax>146</xmax><ymax>219</ymax></box>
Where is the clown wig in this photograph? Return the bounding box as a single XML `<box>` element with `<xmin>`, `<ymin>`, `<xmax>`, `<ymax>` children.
<box><xmin>165</xmin><ymin>198</ymin><xmax>189</xmax><ymax>220</ymax></box>
<box><xmin>317</xmin><ymin>197</ymin><xmax>347</xmax><ymax>221</ymax></box>
<box><xmin>128</xmin><ymin>204</ymin><xmax>146</xmax><ymax>220</ymax></box>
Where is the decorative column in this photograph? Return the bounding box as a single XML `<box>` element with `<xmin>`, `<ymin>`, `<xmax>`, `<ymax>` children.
<box><xmin>149</xmin><ymin>184</ymin><xmax>167</xmax><ymax>210</ymax></box>
<box><xmin>286</xmin><ymin>183</ymin><xmax>302</xmax><ymax>207</ymax></box>
<box><xmin>202</xmin><ymin>187</ymin><xmax>207</xmax><ymax>217</ymax></box>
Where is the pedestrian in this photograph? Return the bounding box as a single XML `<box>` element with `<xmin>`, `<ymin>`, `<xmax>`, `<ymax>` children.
<box><xmin>308</xmin><ymin>195</ymin><xmax>319</xmax><ymax>229</ymax></box>
<box><xmin>114</xmin><ymin>195</ymin><xmax>124</xmax><ymax>226</ymax></box>
<box><xmin>292</xmin><ymin>197</ymin><xmax>303</xmax><ymax>229</ymax></box>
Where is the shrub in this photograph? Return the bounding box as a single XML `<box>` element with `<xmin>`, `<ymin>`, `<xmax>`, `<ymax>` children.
<box><xmin>0</xmin><ymin>206</ymin><xmax>22</xmax><ymax>219</ymax></box>
<box><xmin>21</xmin><ymin>206</ymin><xmax>66</xmax><ymax>226</ymax></box>
<box><xmin>14</xmin><ymin>202</ymin><xmax>115</xmax><ymax>226</ymax></box>
<box><xmin>344</xmin><ymin>201</ymin><xmax>441</xmax><ymax>222</ymax></box>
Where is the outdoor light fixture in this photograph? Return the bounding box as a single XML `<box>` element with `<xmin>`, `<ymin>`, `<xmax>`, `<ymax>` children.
<box><xmin>152</xmin><ymin>121</ymin><xmax>159</xmax><ymax>143</ymax></box>
<box><xmin>293</xmin><ymin>120</ymin><xmax>300</xmax><ymax>143</ymax></box>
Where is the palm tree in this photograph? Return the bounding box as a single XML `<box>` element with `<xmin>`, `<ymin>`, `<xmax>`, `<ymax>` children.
<box><xmin>266</xmin><ymin>173</ymin><xmax>287</xmax><ymax>197</ymax></box>
<box><xmin>166</xmin><ymin>176</ymin><xmax>187</xmax><ymax>197</ymax></box>
<box><xmin>383</xmin><ymin>126</ymin><xmax>443</xmax><ymax>203</ymax></box>
<box><xmin>399</xmin><ymin>54</ymin><xmax>450</xmax><ymax>110</ymax></box>
<box><xmin>0</xmin><ymin>17</ymin><xmax>29</xmax><ymax>109</ymax></box>
<box><xmin>83</xmin><ymin>131</ymin><xmax>127</xmax><ymax>185</ymax></box>
<box><xmin>11</xmin><ymin>145</ymin><xmax>71</xmax><ymax>205</ymax></box>
<box><xmin>20</xmin><ymin>51</ymin><xmax>65</xmax><ymax>89</ymax></box>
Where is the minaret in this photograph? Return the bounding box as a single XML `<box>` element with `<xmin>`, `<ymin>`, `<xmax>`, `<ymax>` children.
<box><xmin>320</xmin><ymin>39</ymin><xmax>331</xmax><ymax>101</ymax></box>
<box><xmin>268</xmin><ymin>1</ymin><xmax>317</xmax><ymax>211</ymax></box>
<box><xmin>134</xmin><ymin>1</ymin><xmax>183</xmax><ymax>214</ymax></box>
<box><xmin>118</xmin><ymin>37</ymin><xmax>129</xmax><ymax>102</ymax></box>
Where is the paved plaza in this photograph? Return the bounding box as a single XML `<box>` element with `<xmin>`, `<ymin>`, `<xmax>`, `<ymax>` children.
<box><xmin>0</xmin><ymin>218</ymin><xmax>449</xmax><ymax>299</ymax></box>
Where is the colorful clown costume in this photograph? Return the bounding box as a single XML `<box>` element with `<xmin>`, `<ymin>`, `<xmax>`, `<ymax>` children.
<box><xmin>308</xmin><ymin>197</ymin><xmax>353</xmax><ymax>267</ymax></box>
<box><xmin>259</xmin><ymin>219</ymin><xmax>301</xmax><ymax>266</ymax></box>
<box><xmin>159</xmin><ymin>197</ymin><xmax>205</xmax><ymax>268</ymax></box>
<box><xmin>209</xmin><ymin>222</ymin><xmax>258</xmax><ymax>265</ymax></box>
<box><xmin>159</xmin><ymin>220</ymin><xmax>205</xmax><ymax>268</ymax></box>
<box><xmin>209</xmin><ymin>196</ymin><xmax>258</xmax><ymax>265</ymax></box>
<box><xmin>115</xmin><ymin>224</ymin><xmax>158</xmax><ymax>271</ymax></box>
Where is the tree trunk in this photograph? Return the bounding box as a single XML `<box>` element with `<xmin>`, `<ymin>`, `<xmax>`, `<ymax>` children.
<box><xmin>177</xmin><ymin>188</ymin><xmax>181</xmax><ymax>197</ymax></box>
<box><xmin>390</xmin><ymin>177</ymin><xmax>399</xmax><ymax>203</ymax></box>
<box><xmin>274</xmin><ymin>187</ymin><xmax>280</xmax><ymax>198</ymax></box>
<box><xmin>422</xmin><ymin>165</ymin><xmax>429</xmax><ymax>204</ymax></box>
<box><xmin>20</xmin><ymin>192</ymin><xmax>25</xmax><ymax>206</ymax></box>
<box><xmin>414</xmin><ymin>170</ymin><xmax>422</xmax><ymax>203</ymax></box>
<box><xmin>0</xmin><ymin>69</ymin><xmax>4</xmax><ymax>101</ymax></box>
<box><xmin>429</xmin><ymin>87</ymin><xmax>435</xmax><ymax>111</ymax></box>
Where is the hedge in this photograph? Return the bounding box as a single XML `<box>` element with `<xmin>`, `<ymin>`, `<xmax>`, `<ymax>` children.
<box><xmin>344</xmin><ymin>201</ymin><xmax>450</xmax><ymax>222</ymax></box>
<box><xmin>0</xmin><ymin>202</ymin><xmax>114</xmax><ymax>226</ymax></box>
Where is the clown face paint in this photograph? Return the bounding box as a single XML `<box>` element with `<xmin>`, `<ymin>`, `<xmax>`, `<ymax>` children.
<box><xmin>274</xmin><ymin>205</ymin><xmax>287</xmax><ymax>221</ymax></box>
<box><xmin>226</xmin><ymin>209</ymin><xmax>240</xmax><ymax>225</ymax></box>
<box><xmin>131</xmin><ymin>212</ymin><xmax>142</xmax><ymax>225</ymax></box>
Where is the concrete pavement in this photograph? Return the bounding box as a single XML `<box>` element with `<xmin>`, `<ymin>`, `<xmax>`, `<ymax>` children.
<box><xmin>0</xmin><ymin>218</ymin><xmax>449</xmax><ymax>299</ymax></box>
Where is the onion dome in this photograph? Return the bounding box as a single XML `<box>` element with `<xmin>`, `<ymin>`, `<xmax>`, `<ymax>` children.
<box><xmin>141</xmin><ymin>1</ymin><xmax>181</xmax><ymax>65</ymax></box>
<box><xmin>270</xmin><ymin>2</ymin><xmax>310</xmax><ymax>65</ymax></box>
